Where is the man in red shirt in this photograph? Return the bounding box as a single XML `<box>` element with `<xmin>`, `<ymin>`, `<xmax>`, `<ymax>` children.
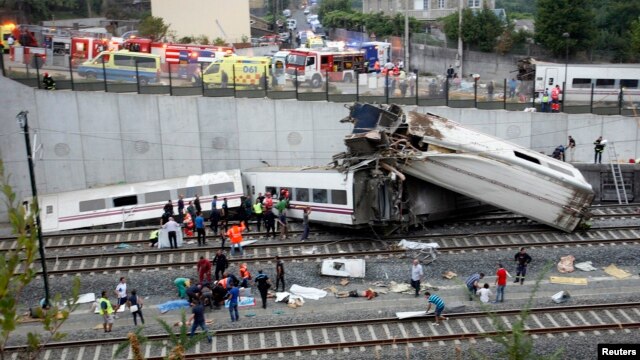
<box><xmin>495</xmin><ymin>263</ymin><xmax>507</xmax><ymax>303</ymax></box>
<box><xmin>197</xmin><ymin>256</ymin><xmax>212</xmax><ymax>284</ymax></box>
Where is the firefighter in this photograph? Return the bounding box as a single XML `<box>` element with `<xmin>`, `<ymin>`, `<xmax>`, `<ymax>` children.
<box><xmin>42</xmin><ymin>72</ymin><xmax>56</xmax><ymax>90</ymax></box>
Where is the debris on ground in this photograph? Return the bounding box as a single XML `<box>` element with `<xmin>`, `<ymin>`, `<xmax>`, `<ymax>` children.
<box><xmin>574</xmin><ymin>261</ymin><xmax>597</xmax><ymax>272</ymax></box>
<box><xmin>557</xmin><ymin>255</ymin><xmax>575</xmax><ymax>273</ymax></box>
<box><xmin>551</xmin><ymin>291</ymin><xmax>571</xmax><ymax>304</ymax></box>
<box><xmin>549</xmin><ymin>276</ymin><xmax>588</xmax><ymax>285</ymax></box>
<box><xmin>115</xmin><ymin>243</ymin><xmax>131</xmax><ymax>249</ymax></box>
<box><xmin>442</xmin><ymin>271</ymin><xmax>457</xmax><ymax>279</ymax></box>
<box><xmin>321</xmin><ymin>259</ymin><xmax>366</xmax><ymax>278</ymax></box>
<box><xmin>604</xmin><ymin>264</ymin><xmax>632</xmax><ymax>279</ymax></box>
<box><xmin>340</xmin><ymin>278</ymin><xmax>350</xmax><ymax>286</ymax></box>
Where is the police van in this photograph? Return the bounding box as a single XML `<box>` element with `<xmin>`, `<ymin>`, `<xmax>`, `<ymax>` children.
<box><xmin>77</xmin><ymin>50</ymin><xmax>161</xmax><ymax>85</ymax></box>
<box><xmin>202</xmin><ymin>56</ymin><xmax>272</xmax><ymax>89</ymax></box>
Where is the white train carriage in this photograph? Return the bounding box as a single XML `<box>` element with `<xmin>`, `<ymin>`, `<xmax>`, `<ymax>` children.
<box><xmin>34</xmin><ymin>169</ymin><xmax>244</xmax><ymax>232</ymax></box>
<box><xmin>400</xmin><ymin>111</ymin><xmax>594</xmax><ymax>232</ymax></box>
<box><xmin>243</xmin><ymin>167</ymin><xmax>356</xmax><ymax>225</ymax></box>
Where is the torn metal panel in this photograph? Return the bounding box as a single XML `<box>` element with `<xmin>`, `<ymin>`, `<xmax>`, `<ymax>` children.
<box><xmin>321</xmin><ymin>259</ymin><xmax>366</xmax><ymax>278</ymax></box>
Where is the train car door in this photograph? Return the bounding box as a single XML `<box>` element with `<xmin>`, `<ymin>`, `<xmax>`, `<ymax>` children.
<box><xmin>40</xmin><ymin>195</ymin><xmax>59</xmax><ymax>232</ymax></box>
<box><xmin>545</xmin><ymin>68</ymin><xmax>559</xmax><ymax>90</ymax></box>
<box><xmin>247</xmin><ymin>174</ymin><xmax>257</xmax><ymax>199</ymax></box>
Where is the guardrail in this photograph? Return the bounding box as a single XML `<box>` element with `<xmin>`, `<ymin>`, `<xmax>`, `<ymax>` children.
<box><xmin>2</xmin><ymin>53</ymin><xmax>638</xmax><ymax>116</ymax></box>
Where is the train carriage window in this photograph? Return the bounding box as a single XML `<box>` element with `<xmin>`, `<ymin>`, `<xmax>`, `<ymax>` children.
<box><xmin>46</xmin><ymin>205</ymin><xmax>53</xmax><ymax>214</ymax></box>
<box><xmin>209</xmin><ymin>182</ymin><xmax>234</xmax><ymax>195</ymax></box>
<box><xmin>265</xmin><ymin>186</ymin><xmax>278</xmax><ymax>197</ymax></box>
<box><xmin>595</xmin><ymin>79</ymin><xmax>615</xmax><ymax>89</ymax></box>
<box><xmin>112</xmin><ymin>195</ymin><xmax>138</xmax><ymax>207</ymax></box>
<box><xmin>547</xmin><ymin>77</ymin><xmax>554</xmax><ymax>86</ymax></box>
<box><xmin>295</xmin><ymin>188</ymin><xmax>310</xmax><ymax>202</ymax></box>
<box><xmin>331</xmin><ymin>190</ymin><xmax>348</xmax><ymax>205</ymax></box>
<box><xmin>620</xmin><ymin>79</ymin><xmax>639</xmax><ymax>89</ymax></box>
<box><xmin>178</xmin><ymin>186</ymin><xmax>202</xmax><ymax>198</ymax></box>
<box><xmin>145</xmin><ymin>190</ymin><xmax>171</xmax><ymax>204</ymax></box>
<box><xmin>79</xmin><ymin>199</ymin><xmax>106</xmax><ymax>212</ymax></box>
<box><xmin>312</xmin><ymin>189</ymin><xmax>328</xmax><ymax>203</ymax></box>
<box><xmin>572</xmin><ymin>78</ymin><xmax>592</xmax><ymax>89</ymax></box>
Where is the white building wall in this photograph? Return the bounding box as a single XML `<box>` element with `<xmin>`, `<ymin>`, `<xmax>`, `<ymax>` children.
<box><xmin>151</xmin><ymin>0</ymin><xmax>250</xmax><ymax>43</ymax></box>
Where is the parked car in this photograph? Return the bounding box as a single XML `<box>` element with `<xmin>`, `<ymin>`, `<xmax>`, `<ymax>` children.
<box><xmin>304</xmin><ymin>7</ymin><xmax>310</xmax><ymax>15</ymax></box>
<box><xmin>283</xmin><ymin>9</ymin><xmax>291</xmax><ymax>17</ymax></box>
<box><xmin>287</xmin><ymin>19</ymin><xmax>297</xmax><ymax>31</ymax></box>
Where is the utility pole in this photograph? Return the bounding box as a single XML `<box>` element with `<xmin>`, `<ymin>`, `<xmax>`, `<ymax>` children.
<box><xmin>404</xmin><ymin>0</ymin><xmax>410</xmax><ymax>71</ymax></box>
<box><xmin>457</xmin><ymin>0</ymin><xmax>464</xmax><ymax>77</ymax></box>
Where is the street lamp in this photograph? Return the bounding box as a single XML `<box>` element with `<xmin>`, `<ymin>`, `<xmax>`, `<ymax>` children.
<box><xmin>562</xmin><ymin>32</ymin><xmax>570</xmax><ymax>109</ymax></box>
<box><xmin>16</xmin><ymin>111</ymin><xmax>50</xmax><ymax>306</ymax></box>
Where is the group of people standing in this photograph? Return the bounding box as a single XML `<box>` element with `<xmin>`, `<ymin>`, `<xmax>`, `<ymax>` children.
<box><xmin>96</xmin><ymin>277</ymin><xmax>145</xmax><ymax>333</ymax></box>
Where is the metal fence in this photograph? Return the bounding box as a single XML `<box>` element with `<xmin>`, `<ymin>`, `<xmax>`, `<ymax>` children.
<box><xmin>2</xmin><ymin>53</ymin><xmax>638</xmax><ymax>116</ymax></box>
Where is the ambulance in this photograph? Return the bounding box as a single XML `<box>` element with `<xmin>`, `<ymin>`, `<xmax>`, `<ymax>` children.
<box><xmin>202</xmin><ymin>56</ymin><xmax>272</xmax><ymax>89</ymax></box>
<box><xmin>76</xmin><ymin>50</ymin><xmax>161</xmax><ymax>85</ymax></box>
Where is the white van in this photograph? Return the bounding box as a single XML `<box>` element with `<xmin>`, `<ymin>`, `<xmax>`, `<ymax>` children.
<box><xmin>283</xmin><ymin>9</ymin><xmax>291</xmax><ymax>17</ymax></box>
<box><xmin>287</xmin><ymin>19</ymin><xmax>297</xmax><ymax>31</ymax></box>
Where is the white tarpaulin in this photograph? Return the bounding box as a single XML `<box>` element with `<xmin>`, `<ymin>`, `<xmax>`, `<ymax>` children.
<box><xmin>321</xmin><ymin>259</ymin><xmax>366</xmax><ymax>278</ymax></box>
<box><xmin>396</xmin><ymin>311</ymin><xmax>428</xmax><ymax>319</ymax></box>
<box><xmin>575</xmin><ymin>261</ymin><xmax>597</xmax><ymax>272</ymax></box>
<box><xmin>158</xmin><ymin>229</ymin><xmax>184</xmax><ymax>249</ymax></box>
<box><xmin>289</xmin><ymin>284</ymin><xmax>328</xmax><ymax>300</ymax></box>
<box><xmin>398</xmin><ymin>239</ymin><xmax>440</xmax><ymax>250</ymax></box>
<box><xmin>275</xmin><ymin>292</ymin><xmax>305</xmax><ymax>305</ymax></box>
<box><xmin>77</xmin><ymin>293</ymin><xmax>96</xmax><ymax>304</ymax></box>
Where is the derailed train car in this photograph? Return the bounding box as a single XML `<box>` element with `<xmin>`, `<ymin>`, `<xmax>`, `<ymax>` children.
<box><xmin>336</xmin><ymin>103</ymin><xmax>594</xmax><ymax>232</ymax></box>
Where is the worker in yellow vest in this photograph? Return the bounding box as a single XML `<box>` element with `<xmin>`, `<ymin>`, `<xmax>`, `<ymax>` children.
<box><xmin>98</xmin><ymin>290</ymin><xmax>114</xmax><ymax>332</ymax></box>
<box><xmin>252</xmin><ymin>199</ymin><xmax>264</xmax><ymax>232</ymax></box>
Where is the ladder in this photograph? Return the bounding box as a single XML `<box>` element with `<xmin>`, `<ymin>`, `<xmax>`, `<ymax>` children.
<box><xmin>607</xmin><ymin>142</ymin><xmax>629</xmax><ymax>204</ymax></box>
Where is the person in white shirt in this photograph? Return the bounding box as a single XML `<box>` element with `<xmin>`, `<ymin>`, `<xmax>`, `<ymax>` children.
<box><xmin>410</xmin><ymin>259</ymin><xmax>424</xmax><ymax>297</ymax></box>
<box><xmin>115</xmin><ymin>277</ymin><xmax>128</xmax><ymax>308</ymax></box>
<box><xmin>163</xmin><ymin>216</ymin><xmax>180</xmax><ymax>249</ymax></box>
<box><xmin>476</xmin><ymin>283</ymin><xmax>492</xmax><ymax>303</ymax></box>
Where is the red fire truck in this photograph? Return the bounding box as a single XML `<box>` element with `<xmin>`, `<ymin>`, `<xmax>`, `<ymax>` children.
<box><xmin>285</xmin><ymin>48</ymin><xmax>365</xmax><ymax>88</ymax></box>
<box><xmin>70</xmin><ymin>37</ymin><xmax>117</xmax><ymax>67</ymax></box>
<box><xmin>123</xmin><ymin>38</ymin><xmax>234</xmax><ymax>70</ymax></box>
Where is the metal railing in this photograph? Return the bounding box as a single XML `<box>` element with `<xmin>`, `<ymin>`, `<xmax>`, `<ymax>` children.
<box><xmin>2</xmin><ymin>53</ymin><xmax>638</xmax><ymax>117</ymax></box>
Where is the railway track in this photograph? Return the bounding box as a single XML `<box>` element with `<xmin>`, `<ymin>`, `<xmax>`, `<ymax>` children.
<box><xmin>19</xmin><ymin>225</ymin><xmax>640</xmax><ymax>276</ymax></box>
<box><xmin>5</xmin><ymin>302</ymin><xmax>640</xmax><ymax>359</ymax></box>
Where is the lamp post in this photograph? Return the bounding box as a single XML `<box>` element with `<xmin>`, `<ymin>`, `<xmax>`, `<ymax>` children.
<box><xmin>16</xmin><ymin>111</ymin><xmax>50</xmax><ymax>306</ymax></box>
<box><xmin>562</xmin><ymin>32</ymin><xmax>570</xmax><ymax>109</ymax></box>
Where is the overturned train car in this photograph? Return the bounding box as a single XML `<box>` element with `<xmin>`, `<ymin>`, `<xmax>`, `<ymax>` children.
<box><xmin>336</xmin><ymin>103</ymin><xmax>594</xmax><ymax>232</ymax></box>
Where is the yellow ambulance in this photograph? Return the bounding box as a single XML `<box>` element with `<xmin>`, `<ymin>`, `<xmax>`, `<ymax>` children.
<box><xmin>202</xmin><ymin>56</ymin><xmax>272</xmax><ymax>89</ymax></box>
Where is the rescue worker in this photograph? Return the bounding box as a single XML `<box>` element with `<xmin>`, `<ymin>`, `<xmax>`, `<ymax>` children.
<box><xmin>226</xmin><ymin>222</ymin><xmax>246</xmax><ymax>256</ymax></box>
<box><xmin>42</xmin><ymin>72</ymin><xmax>56</xmax><ymax>90</ymax></box>
<box><xmin>197</xmin><ymin>256</ymin><xmax>212</xmax><ymax>284</ymax></box>
<box><xmin>174</xmin><ymin>278</ymin><xmax>191</xmax><ymax>299</ymax></box>
<box><xmin>541</xmin><ymin>89</ymin><xmax>550</xmax><ymax>112</ymax></box>
<box><xmin>373</xmin><ymin>60</ymin><xmax>380</xmax><ymax>73</ymax></box>
<box><xmin>254</xmin><ymin>270</ymin><xmax>271</xmax><ymax>309</ymax></box>
<box><xmin>98</xmin><ymin>291</ymin><xmax>114</xmax><ymax>332</ymax></box>
<box><xmin>149</xmin><ymin>229</ymin><xmax>159</xmax><ymax>247</ymax></box>
<box><xmin>275</xmin><ymin>255</ymin><xmax>285</xmax><ymax>292</ymax></box>
<box><xmin>212</xmin><ymin>249</ymin><xmax>228</xmax><ymax>280</ymax></box>
<box><xmin>551</xmin><ymin>85</ymin><xmax>562</xmax><ymax>112</ymax></box>
<box><xmin>567</xmin><ymin>135</ymin><xmax>576</xmax><ymax>162</ymax></box>
<box><xmin>514</xmin><ymin>247</ymin><xmax>532</xmax><ymax>285</ymax></box>
<box><xmin>239</xmin><ymin>263</ymin><xmax>252</xmax><ymax>288</ymax></box>
<box><xmin>264</xmin><ymin>209</ymin><xmax>276</xmax><ymax>238</ymax></box>
<box><xmin>253</xmin><ymin>198</ymin><xmax>264</xmax><ymax>232</ymax></box>
<box><xmin>594</xmin><ymin>136</ymin><xmax>605</xmax><ymax>164</ymax></box>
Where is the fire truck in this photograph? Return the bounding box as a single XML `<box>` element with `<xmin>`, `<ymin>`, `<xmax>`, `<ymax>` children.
<box><xmin>123</xmin><ymin>37</ymin><xmax>234</xmax><ymax>71</ymax></box>
<box><xmin>285</xmin><ymin>48</ymin><xmax>365</xmax><ymax>88</ymax></box>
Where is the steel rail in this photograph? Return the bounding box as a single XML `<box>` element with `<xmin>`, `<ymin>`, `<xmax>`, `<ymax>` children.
<box><xmin>4</xmin><ymin>302</ymin><xmax>639</xmax><ymax>353</ymax></box>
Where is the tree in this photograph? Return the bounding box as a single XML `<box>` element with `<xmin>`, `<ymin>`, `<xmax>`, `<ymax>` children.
<box><xmin>213</xmin><ymin>37</ymin><xmax>227</xmax><ymax>46</ymax></box>
<box><xmin>534</xmin><ymin>0</ymin><xmax>596</xmax><ymax>57</ymax></box>
<box><xmin>442</xmin><ymin>8</ymin><xmax>505</xmax><ymax>52</ymax></box>
<box><xmin>0</xmin><ymin>160</ymin><xmax>81</xmax><ymax>360</ymax></box>
<box><xmin>138</xmin><ymin>15</ymin><xmax>170</xmax><ymax>42</ymax></box>
<box><xmin>0</xmin><ymin>0</ymin><xmax>78</xmax><ymax>22</ymax></box>
<box><xmin>630</xmin><ymin>18</ymin><xmax>640</xmax><ymax>59</ymax></box>
<box><xmin>318</xmin><ymin>0</ymin><xmax>351</xmax><ymax>21</ymax></box>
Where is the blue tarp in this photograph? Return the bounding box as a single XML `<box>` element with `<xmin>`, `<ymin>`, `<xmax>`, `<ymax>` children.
<box><xmin>157</xmin><ymin>299</ymin><xmax>190</xmax><ymax>313</ymax></box>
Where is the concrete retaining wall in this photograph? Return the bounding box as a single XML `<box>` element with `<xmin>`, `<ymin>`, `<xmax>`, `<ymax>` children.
<box><xmin>1</xmin><ymin>75</ymin><xmax>639</xmax><ymax>220</ymax></box>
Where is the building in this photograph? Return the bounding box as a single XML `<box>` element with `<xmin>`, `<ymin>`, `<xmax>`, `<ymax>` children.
<box><xmin>362</xmin><ymin>0</ymin><xmax>496</xmax><ymax>21</ymax></box>
<box><xmin>151</xmin><ymin>0</ymin><xmax>250</xmax><ymax>43</ymax></box>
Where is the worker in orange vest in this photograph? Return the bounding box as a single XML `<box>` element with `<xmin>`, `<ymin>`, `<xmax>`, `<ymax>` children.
<box><xmin>226</xmin><ymin>223</ymin><xmax>246</xmax><ymax>256</ymax></box>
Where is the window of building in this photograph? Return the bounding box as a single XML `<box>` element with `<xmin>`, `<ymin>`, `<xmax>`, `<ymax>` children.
<box><xmin>572</xmin><ymin>78</ymin><xmax>592</xmax><ymax>89</ymax></box>
<box><xmin>177</xmin><ymin>186</ymin><xmax>202</xmax><ymax>198</ymax></box>
<box><xmin>144</xmin><ymin>190</ymin><xmax>171</xmax><ymax>204</ymax></box>
<box><xmin>468</xmin><ymin>0</ymin><xmax>480</xmax><ymax>7</ymax></box>
<box><xmin>209</xmin><ymin>182</ymin><xmax>235</xmax><ymax>195</ymax></box>
<box><xmin>312</xmin><ymin>189</ymin><xmax>328</xmax><ymax>203</ymax></box>
<box><xmin>79</xmin><ymin>199</ymin><xmax>106</xmax><ymax>212</ymax></box>
<box><xmin>595</xmin><ymin>79</ymin><xmax>615</xmax><ymax>89</ymax></box>
<box><xmin>113</xmin><ymin>195</ymin><xmax>138</xmax><ymax>207</ymax></box>
<box><xmin>423</xmin><ymin>0</ymin><xmax>429</xmax><ymax>10</ymax></box>
<box><xmin>620</xmin><ymin>79</ymin><xmax>639</xmax><ymax>89</ymax></box>
<box><xmin>295</xmin><ymin>188</ymin><xmax>310</xmax><ymax>202</ymax></box>
<box><xmin>331</xmin><ymin>190</ymin><xmax>348</xmax><ymax>205</ymax></box>
<box><xmin>438</xmin><ymin>0</ymin><xmax>446</xmax><ymax>8</ymax></box>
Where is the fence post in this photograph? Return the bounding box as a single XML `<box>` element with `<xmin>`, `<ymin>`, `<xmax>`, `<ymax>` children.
<box><xmin>232</xmin><ymin>64</ymin><xmax>236</xmax><ymax>97</ymax></box>
<box><xmin>68</xmin><ymin>55</ymin><xmax>75</xmax><ymax>91</ymax></box>
<box><xmin>618</xmin><ymin>88</ymin><xmax>623</xmax><ymax>115</ymax></box>
<box><xmin>325</xmin><ymin>70</ymin><xmax>329</xmax><ymax>101</ymax></box>
<box><xmin>531</xmin><ymin>82</ymin><xmax>535</xmax><ymax>109</ymax></box>
<box><xmin>385</xmin><ymin>71</ymin><xmax>389</xmax><ymax>104</ymax></box>
<box><xmin>168</xmin><ymin>63</ymin><xmax>173</xmax><ymax>96</ymax></box>
<box><xmin>25</xmin><ymin>63</ymin><xmax>29</xmax><ymax>79</ymax></box>
<box><xmin>102</xmin><ymin>56</ymin><xmax>108</xmax><ymax>92</ymax></box>
<box><xmin>295</xmin><ymin>68</ymin><xmax>299</xmax><ymax>100</ymax></box>
<box><xmin>356</xmin><ymin>70</ymin><xmax>359</xmax><ymax>102</ymax></box>
<box><xmin>264</xmin><ymin>66</ymin><xmax>268</xmax><ymax>97</ymax></box>
<box><xmin>35</xmin><ymin>55</ymin><xmax>41</xmax><ymax>89</ymax></box>
<box><xmin>561</xmin><ymin>81</ymin><xmax>566</xmax><ymax>112</ymax></box>
<box><xmin>445</xmin><ymin>79</ymin><xmax>449</xmax><ymax>107</ymax></box>
<box><xmin>414</xmin><ymin>72</ymin><xmax>418</xmax><ymax>105</ymax></box>
<box><xmin>0</xmin><ymin>50</ymin><xmax>6</xmax><ymax>77</ymax></box>
<box><xmin>503</xmin><ymin>79</ymin><xmax>507</xmax><ymax>110</ymax></box>
<box><xmin>589</xmin><ymin>83</ymin><xmax>594</xmax><ymax>114</ymax></box>
<box><xmin>135</xmin><ymin>60</ymin><xmax>140</xmax><ymax>94</ymax></box>
<box><xmin>200</xmin><ymin>62</ymin><xmax>205</xmax><ymax>95</ymax></box>
<box><xmin>473</xmin><ymin>78</ymin><xmax>478</xmax><ymax>108</ymax></box>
